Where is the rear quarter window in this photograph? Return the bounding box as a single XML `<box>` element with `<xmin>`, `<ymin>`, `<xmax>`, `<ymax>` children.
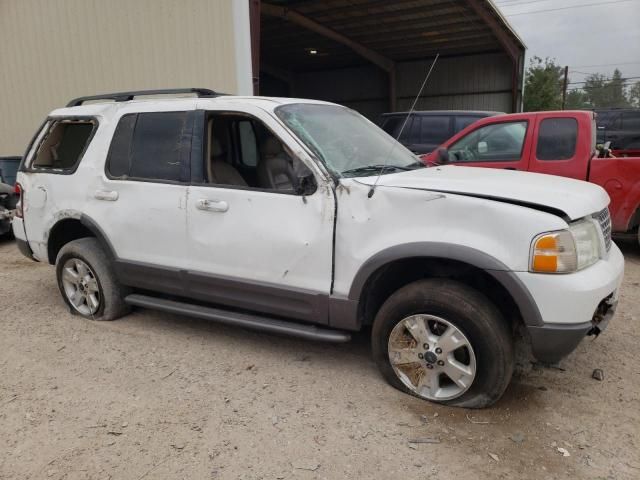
<box><xmin>30</xmin><ymin>119</ymin><xmax>97</xmax><ymax>173</ymax></box>
<box><xmin>536</xmin><ymin>117</ymin><xmax>578</xmax><ymax>161</ymax></box>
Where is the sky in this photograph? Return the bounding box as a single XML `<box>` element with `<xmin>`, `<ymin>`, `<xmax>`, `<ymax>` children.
<box><xmin>494</xmin><ymin>0</ymin><xmax>640</xmax><ymax>88</ymax></box>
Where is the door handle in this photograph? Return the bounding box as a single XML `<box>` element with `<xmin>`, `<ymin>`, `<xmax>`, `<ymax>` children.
<box><xmin>503</xmin><ymin>167</ymin><xmax>517</xmax><ymax>170</ymax></box>
<box><xmin>94</xmin><ymin>190</ymin><xmax>119</xmax><ymax>201</ymax></box>
<box><xmin>197</xmin><ymin>199</ymin><xmax>228</xmax><ymax>212</ymax></box>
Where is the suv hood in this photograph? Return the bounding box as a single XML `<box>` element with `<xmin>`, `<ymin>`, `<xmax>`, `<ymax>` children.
<box><xmin>357</xmin><ymin>165</ymin><xmax>609</xmax><ymax>221</ymax></box>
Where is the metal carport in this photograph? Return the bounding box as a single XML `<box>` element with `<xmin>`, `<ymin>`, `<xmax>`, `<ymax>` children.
<box><xmin>252</xmin><ymin>0</ymin><xmax>526</xmax><ymax>117</ymax></box>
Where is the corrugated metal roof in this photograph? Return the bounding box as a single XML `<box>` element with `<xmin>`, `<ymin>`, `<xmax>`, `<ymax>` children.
<box><xmin>262</xmin><ymin>0</ymin><xmax>525</xmax><ymax>71</ymax></box>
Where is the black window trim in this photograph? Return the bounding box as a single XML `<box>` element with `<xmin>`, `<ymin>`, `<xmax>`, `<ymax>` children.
<box><xmin>447</xmin><ymin>119</ymin><xmax>530</xmax><ymax>163</ymax></box>
<box><xmin>535</xmin><ymin>116</ymin><xmax>578</xmax><ymax>162</ymax></box>
<box><xmin>24</xmin><ymin>115</ymin><xmax>99</xmax><ymax>175</ymax></box>
<box><xmin>191</xmin><ymin>109</ymin><xmax>318</xmax><ymax>197</ymax></box>
<box><xmin>104</xmin><ymin>111</ymin><xmax>194</xmax><ymax>186</ymax></box>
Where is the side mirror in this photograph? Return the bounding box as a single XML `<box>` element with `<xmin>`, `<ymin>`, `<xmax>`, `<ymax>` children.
<box><xmin>436</xmin><ymin>147</ymin><xmax>450</xmax><ymax>164</ymax></box>
<box><xmin>296</xmin><ymin>172</ymin><xmax>317</xmax><ymax>196</ymax></box>
<box><xmin>477</xmin><ymin>141</ymin><xmax>488</xmax><ymax>154</ymax></box>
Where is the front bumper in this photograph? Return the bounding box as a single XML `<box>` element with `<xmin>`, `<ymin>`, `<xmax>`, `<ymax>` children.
<box><xmin>527</xmin><ymin>294</ymin><xmax>618</xmax><ymax>363</ymax></box>
<box><xmin>517</xmin><ymin>243</ymin><xmax>624</xmax><ymax>363</ymax></box>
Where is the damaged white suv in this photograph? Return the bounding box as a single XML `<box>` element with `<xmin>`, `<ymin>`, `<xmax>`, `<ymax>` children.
<box><xmin>13</xmin><ymin>89</ymin><xmax>624</xmax><ymax>408</ymax></box>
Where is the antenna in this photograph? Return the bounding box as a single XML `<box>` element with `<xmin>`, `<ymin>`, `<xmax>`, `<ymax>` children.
<box><xmin>368</xmin><ymin>53</ymin><xmax>440</xmax><ymax>198</ymax></box>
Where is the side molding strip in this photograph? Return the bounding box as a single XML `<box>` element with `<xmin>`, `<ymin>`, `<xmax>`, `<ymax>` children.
<box><xmin>125</xmin><ymin>294</ymin><xmax>351</xmax><ymax>343</ymax></box>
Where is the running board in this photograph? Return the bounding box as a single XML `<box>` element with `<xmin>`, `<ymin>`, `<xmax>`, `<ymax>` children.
<box><xmin>124</xmin><ymin>294</ymin><xmax>351</xmax><ymax>343</ymax></box>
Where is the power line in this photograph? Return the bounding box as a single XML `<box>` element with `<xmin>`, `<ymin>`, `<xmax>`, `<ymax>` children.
<box><xmin>571</xmin><ymin>61</ymin><xmax>640</xmax><ymax>68</ymax></box>
<box><xmin>567</xmin><ymin>76</ymin><xmax>640</xmax><ymax>85</ymax></box>
<box><xmin>505</xmin><ymin>0</ymin><xmax>637</xmax><ymax>16</ymax></box>
<box><xmin>570</xmin><ymin>70</ymin><xmax>640</xmax><ymax>77</ymax></box>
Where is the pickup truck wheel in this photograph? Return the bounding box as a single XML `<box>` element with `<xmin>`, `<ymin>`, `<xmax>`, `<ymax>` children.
<box><xmin>372</xmin><ymin>279</ymin><xmax>514</xmax><ymax>408</ymax></box>
<box><xmin>55</xmin><ymin>238</ymin><xmax>130</xmax><ymax>321</ymax></box>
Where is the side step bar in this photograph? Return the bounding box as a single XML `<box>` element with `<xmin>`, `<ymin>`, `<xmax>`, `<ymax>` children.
<box><xmin>124</xmin><ymin>294</ymin><xmax>351</xmax><ymax>343</ymax></box>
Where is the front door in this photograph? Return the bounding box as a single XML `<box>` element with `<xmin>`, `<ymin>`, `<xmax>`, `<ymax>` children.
<box><xmin>185</xmin><ymin>105</ymin><xmax>335</xmax><ymax>324</ymax></box>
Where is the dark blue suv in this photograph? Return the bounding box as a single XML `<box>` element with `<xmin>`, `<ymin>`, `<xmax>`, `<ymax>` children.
<box><xmin>379</xmin><ymin>110</ymin><xmax>503</xmax><ymax>155</ymax></box>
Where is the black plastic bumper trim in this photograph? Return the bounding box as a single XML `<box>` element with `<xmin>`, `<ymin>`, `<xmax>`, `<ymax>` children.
<box><xmin>527</xmin><ymin>322</ymin><xmax>592</xmax><ymax>364</ymax></box>
<box><xmin>15</xmin><ymin>237</ymin><xmax>37</xmax><ymax>261</ymax></box>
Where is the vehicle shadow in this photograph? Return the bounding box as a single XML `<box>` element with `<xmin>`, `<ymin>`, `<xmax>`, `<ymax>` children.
<box><xmin>0</xmin><ymin>233</ymin><xmax>15</xmax><ymax>245</ymax></box>
<box><xmin>615</xmin><ymin>235</ymin><xmax>640</xmax><ymax>261</ymax></box>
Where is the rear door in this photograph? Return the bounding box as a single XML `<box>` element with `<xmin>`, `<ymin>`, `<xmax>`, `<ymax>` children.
<box><xmin>86</xmin><ymin>107</ymin><xmax>195</xmax><ymax>278</ymax></box>
<box><xmin>527</xmin><ymin>114</ymin><xmax>591</xmax><ymax>180</ymax></box>
<box><xmin>445</xmin><ymin>118</ymin><xmax>532</xmax><ymax>170</ymax></box>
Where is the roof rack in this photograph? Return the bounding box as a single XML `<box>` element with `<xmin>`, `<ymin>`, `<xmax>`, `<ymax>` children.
<box><xmin>66</xmin><ymin>88</ymin><xmax>224</xmax><ymax>107</ymax></box>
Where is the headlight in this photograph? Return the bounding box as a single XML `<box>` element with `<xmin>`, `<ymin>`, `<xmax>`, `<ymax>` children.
<box><xmin>530</xmin><ymin>220</ymin><xmax>601</xmax><ymax>273</ymax></box>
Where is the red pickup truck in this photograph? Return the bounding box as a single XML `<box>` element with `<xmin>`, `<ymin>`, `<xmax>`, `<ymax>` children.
<box><xmin>423</xmin><ymin>110</ymin><xmax>640</xmax><ymax>243</ymax></box>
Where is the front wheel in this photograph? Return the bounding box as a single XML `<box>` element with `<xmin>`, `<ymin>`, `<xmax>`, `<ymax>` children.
<box><xmin>371</xmin><ymin>279</ymin><xmax>514</xmax><ymax>408</ymax></box>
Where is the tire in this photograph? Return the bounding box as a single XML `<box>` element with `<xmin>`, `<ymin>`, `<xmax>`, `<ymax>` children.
<box><xmin>371</xmin><ymin>279</ymin><xmax>514</xmax><ymax>409</ymax></box>
<box><xmin>55</xmin><ymin>237</ymin><xmax>130</xmax><ymax>321</ymax></box>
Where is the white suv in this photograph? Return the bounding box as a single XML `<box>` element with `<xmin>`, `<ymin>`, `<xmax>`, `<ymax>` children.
<box><xmin>13</xmin><ymin>89</ymin><xmax>624</xmax><ymax>408</ymax></box>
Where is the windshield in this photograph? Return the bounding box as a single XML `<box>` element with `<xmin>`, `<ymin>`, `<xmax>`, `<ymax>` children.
<box><xmin>275</xmin><ymin>103</ymin><xmax>423</xmax><ymax>177</ymax></box>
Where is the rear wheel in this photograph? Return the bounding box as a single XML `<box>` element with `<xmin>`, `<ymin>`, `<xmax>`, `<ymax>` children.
<box><xmin>55</xmin><ymin>238</ymin><xmax>130</xmax><ymax>321</ymax></box>
<box><xmin>372</xmin><ymin>279</ymin><xmax>514</xmax><ymax>408</ymax></box>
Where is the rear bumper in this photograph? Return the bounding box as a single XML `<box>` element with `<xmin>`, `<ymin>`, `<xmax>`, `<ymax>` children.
<box><xmin>16</xmin><ymin>237</ymin><xmax>36</xmax><ymax>260</ymax></box>
<box><xmin>11</xmin><ymin>217</ymin><xmax>37</xmax><ymax>261</ymax></box>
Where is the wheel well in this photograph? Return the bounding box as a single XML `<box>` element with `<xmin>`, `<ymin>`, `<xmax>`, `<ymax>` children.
<box><xmin>47</xmin><ymin>219</ymin><xmax>95</xmax><ymax>264</ymax></box>
<box><xmin>628</xmin><ymin>206</ymin><xmax>640</xmax><ymax>232</ymax></box>
<box><xmin>358</xmin><ymin>257</ymin><xmax>523</xmax><ymax>331</ymax></box>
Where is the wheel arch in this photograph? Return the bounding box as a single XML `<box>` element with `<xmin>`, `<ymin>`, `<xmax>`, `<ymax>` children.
<box><xmin>46</xmin><ymin>214</ymin><xmax>116</xmax><ymax>264</ymax></box>
<box><xmin>347</xmin><ymin>242</ymin><xmax>543</xmax><ymax>330</ymax></box>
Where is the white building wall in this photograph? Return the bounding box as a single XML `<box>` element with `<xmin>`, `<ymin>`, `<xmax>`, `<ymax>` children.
<box><xmin>0</xmin><ymin>0</ymin><xmax>251</xmax><ymax>155</ymax></box>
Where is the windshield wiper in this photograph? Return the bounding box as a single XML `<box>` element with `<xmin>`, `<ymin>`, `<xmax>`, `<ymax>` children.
<box><xmin>341</xmin><ymin>164</ymin><xmax>412</xmax><ymax>176</ymax></box>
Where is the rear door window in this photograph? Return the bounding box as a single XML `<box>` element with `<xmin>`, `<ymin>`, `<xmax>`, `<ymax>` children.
<box><xmin>31</xmin><ymin>119</ymin><xmax>96</xmax><ymax>172</ymax></box>
<box><xmin>455</xmin><ymin>116</ymin><xmax>482</xmax><ymax>133</ymax></box>
<box><xmin>419</xmin><ymin>116</ymin><xmax>451</xmax><ymax>145</ymax></box>
<box><xmin>536</xmin><ymin>118</ymin><xmax>578</xmax><ymax>160</ymax></box>
<box><xmin>106</xmin><ymin>111</ymin><xmax>192</xmax><ymax>182</ymax></box>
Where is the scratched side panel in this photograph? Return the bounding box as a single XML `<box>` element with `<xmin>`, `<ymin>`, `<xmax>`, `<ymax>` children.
<box><xmin>332</xmin><ymin>178</ymin><xmax>569</xmax><ymax>297</ymax></box>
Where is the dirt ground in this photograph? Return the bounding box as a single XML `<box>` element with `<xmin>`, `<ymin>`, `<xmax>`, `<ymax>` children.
<box><xmin>0</xmin><ymin>236</ymin><xmax>639</xmax><ymax>480</ymax></box>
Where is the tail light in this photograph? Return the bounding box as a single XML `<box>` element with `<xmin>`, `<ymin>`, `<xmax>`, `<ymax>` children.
<box><xmin>15</xmin><ymin>182</ymin><xmax>23</xmax><ymax>218</ymax></box>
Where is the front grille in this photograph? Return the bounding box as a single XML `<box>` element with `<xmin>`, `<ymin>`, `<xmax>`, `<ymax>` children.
<box><xmin>594</xmin><ymin>208</ymin><xmax>612</xmax><ymax>252</ymax></box>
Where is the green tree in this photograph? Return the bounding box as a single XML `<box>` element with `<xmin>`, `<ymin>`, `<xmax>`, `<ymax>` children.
<box><xmin>629</xmin><ymin>81</ymin><xmax>640</xmax><ymax>108</ymax></box>
<box><xmin>565</xmin><ymin>89</ymin><xmax>590</xmax><ymax>109</ymax></box>
<box><xmin>584</xmin><ymin>69</ymin><xmax>631</xmax><ymax>108</ymax></box>
<box><xmin>523</xmin><ymin>56</ymin><xmax>564</xmax><ymax>111</ymax></box>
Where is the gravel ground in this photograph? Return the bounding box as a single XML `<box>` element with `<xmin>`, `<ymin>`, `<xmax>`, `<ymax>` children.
<box><xmin>1</xmin><ymin>236</ymin><xmax>639</xmax><ymax>480</ymax></box>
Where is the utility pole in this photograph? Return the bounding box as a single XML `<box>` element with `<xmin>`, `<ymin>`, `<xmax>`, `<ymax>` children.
<box><xmin>561</xmin><ymin>65</ymin><xmax>569</xmax><ymax>109</ymax></box>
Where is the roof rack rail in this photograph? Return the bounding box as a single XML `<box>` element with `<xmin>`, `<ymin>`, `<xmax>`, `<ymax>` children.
<box><xmin>66</xmin><ymin>88</ymin><xmax>224</xmax><ymax>107</ymax></box>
